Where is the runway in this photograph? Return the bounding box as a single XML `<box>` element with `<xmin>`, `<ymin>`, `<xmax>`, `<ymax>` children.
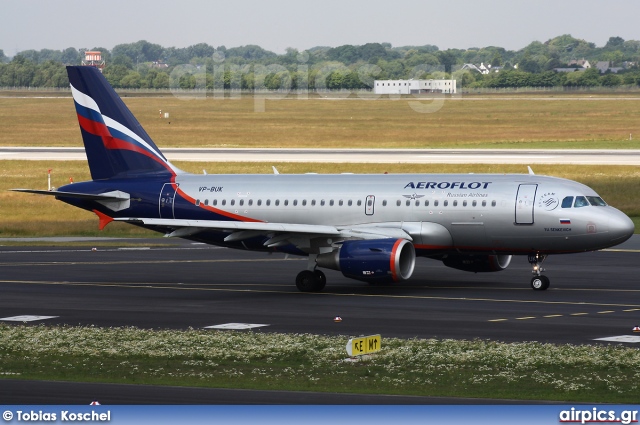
<box><xmin>1</xmin><ymin>237</ymin><xmax>638</xmax><ymax>344</ymax></box>
<box><xmin>2</xmin><ymin>147</ymin><xmax>640</xmax><ymax>165</ymax></box>
<box><xmin>1</xmin><ymin>237</ymin><xmax>638</xmax><ymax>403</ymax></box>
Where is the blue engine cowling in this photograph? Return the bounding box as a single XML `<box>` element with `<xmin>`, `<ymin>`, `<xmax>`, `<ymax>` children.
<box><xmin>316</xmin><ymin>239</ymin><xmax>416</xmax><ymax>283</ymax></box>
<box><xmin>442</xmin><ymin>254</ymin><xmax>512</xmax><ymax>272</ymax></box>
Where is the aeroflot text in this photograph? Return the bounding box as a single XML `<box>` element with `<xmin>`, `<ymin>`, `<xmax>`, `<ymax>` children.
<box><xmin>404</xmin><ymin>181</ymin><xmax>492</xmax><ymax>190</ymax></box>
<box><xmin>14</xmin><ymin>410</ymin><xmax>111</xmax><ymax>422</ymax></box>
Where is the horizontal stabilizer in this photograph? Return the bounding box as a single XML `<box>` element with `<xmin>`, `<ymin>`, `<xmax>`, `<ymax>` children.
<box><xmin>12</xmin><ymin>189</ymin><xmax>130</xmax><ymax>202</ymax></box>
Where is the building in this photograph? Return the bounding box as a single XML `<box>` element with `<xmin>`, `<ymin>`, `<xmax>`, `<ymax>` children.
<box><xmin>374</xmin><ymin>79</ymin><xmax>457</xmax><ymax>95</ymax></box>
<box><xmin>82</xmin><ymin>51</ymin><xmax>105</xmax><ymax>72</ymax></box>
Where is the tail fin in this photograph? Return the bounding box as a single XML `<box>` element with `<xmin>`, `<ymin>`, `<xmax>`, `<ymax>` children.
<box><xmin>67</xmin><ymin>66</ymin><xmax>181</xmax><ymax>180</ymax></box>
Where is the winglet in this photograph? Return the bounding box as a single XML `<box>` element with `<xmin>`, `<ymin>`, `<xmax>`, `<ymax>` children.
<box><xmin>527</xmin><ymin>166</ymin><xmax>535</xmax><ymax>175</ymax></box>
<box><xmin>93</xmin><ymin>209</ymin><xmax>114</xmax><ymax>230</ymax></box>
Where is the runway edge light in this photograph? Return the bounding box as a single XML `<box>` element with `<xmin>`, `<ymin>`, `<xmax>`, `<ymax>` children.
<box><xmin>346</xmin><ymin>334</ymin><xmax>382</xmax><ymax>357</ymax></box>
<box><xmin>334</xmin><ymin>316</ymin><xmax>342</xmax><ymax>322</ymax></box>
<box><xmin>633</xmin><ymin>326</ymin><xmax>640</xmax><ymax>332</ymax></box>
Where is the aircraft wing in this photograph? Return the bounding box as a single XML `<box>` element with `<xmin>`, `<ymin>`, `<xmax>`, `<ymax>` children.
<box><xmin>114</xmin><ymin>217</ymin><xmax>412</xmax><ymax>248</ymax></box>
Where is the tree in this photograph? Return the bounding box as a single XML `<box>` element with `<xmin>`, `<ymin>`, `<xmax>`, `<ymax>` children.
<box><xmin>436</xmin><ymin>50</ymin><xmax>457</xmax><ymax>74</ymax></box>
<box><xmin>102</xmin><ymin>65</ymin><xmax>130</xmax><ymax>88</ymax></box>
<box><xmin>600</xmin><ymin>73</ymin><xmax>622</xmax><ymax>87</ymax></box>
<box><xmin>0</xmin><ymin>49</ymin><xmax>7</xmax><ymax>63</ymax></box>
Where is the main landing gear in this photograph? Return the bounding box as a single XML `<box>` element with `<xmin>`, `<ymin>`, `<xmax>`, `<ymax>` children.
<box><xmin>528</xmin><ymin>253</ymin><xmax>549</xmax><ymax>290</ymax></box>
<box><xmin>295</xmin><ymin>269</ymin><xmax>326</xmax><ymax>292</ymax></box>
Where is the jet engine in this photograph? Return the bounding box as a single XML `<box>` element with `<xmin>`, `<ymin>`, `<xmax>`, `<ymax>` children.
<box><xmin>316</xmin><ymin>239</ymin><xmax>416</xmax><ymax>283</ymax></box>
<box><xmin>442</xmin><ymin>254</ymin><xmax>512</xmax><ymax>273</ymax></box>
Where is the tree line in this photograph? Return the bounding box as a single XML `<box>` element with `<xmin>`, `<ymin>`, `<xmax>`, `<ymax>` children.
<box><xmin>1</xmin><ymin>35</ymin><xmax>640</xmax><ymax>90</ymax></box>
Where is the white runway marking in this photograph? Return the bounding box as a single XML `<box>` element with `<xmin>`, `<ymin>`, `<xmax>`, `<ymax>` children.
<box><xmin>204</xmin><ymin>323</ymin><xmax>270</xmax><ymax>330</ymax></box>
<box><xmin>593</xmin><ymin>335</ymin><xmax>640</xmax><ymax>343</ymax></box>
<box><xmin>0</xmin><ymin>315</ymin><xmax>58</xmax><ymax>322</ymax></box>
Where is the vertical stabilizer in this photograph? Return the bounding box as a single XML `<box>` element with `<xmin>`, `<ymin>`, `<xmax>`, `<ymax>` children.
<box><xmin>67</xmin><ymin>66</ymin><xmax>180</xmax><ymax>180</ymax></box>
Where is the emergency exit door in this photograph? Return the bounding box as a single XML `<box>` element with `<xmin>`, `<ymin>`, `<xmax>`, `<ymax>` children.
<box><xmin>515</xmin><ymin>184</ymin><xmax>537</xmax><ymax>224</ymax></box>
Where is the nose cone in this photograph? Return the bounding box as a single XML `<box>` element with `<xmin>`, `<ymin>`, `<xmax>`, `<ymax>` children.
<box><xmin>609</xmin><ymin>209</ymin><xmax>635</xmax><ymax>246</ymax></box>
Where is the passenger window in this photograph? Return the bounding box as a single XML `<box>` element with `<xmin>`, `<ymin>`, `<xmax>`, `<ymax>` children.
<box><xmin>284</xmin><ymin>200</ymin><xmax>288</xmax><ymax>206</ymax></box>
<box><xmin>311</xmin><ymin>200</ymin><xmax>316</xmax><ymax>206</ymax></box>
<box><xmin>302</xmin><ymin>200</ymin><xmax>307</xmax><ymax>206</ymax></box>
<box><xmin>357</xmin><ymin>200</ymin><xmax>362</xmax><ymax>206</ymax></box>
<box><xmin>463</xmin><ymin>200</ymin><xmax>467</xmax><ymax>207</ymax></box>
<box><xmin>266</xmin><ymin>200</ymin><xmax>270</xmax><ymax>206</ymax></box>
<box><xmin>406</xmin><ymin>200</ymin><xmax>411</xmax><ymax>206</ymax></box>
<box><xmin>396</xmin><ymin>200</ymin><xmax>401</xmax><ymax>207</ymax></box>
<box><xmin>424</xmin><ymin>200</ymin><xmax>429</xmax><ymax>206</ymax></box>
<box><xmin>382</xmin><ymin>200</ymin><xmax>387</xmax><ymax>206</ymax></box>
<box><xmin>230</xmin><ymin>199</ymin><xmax>235</xmax><ymax>206</ymax></box>
<box><xmin>348</xmin><ymin>200</ymin><xmax>353</xmax><ymax>206</ymax></box>
<box><xmin>330</xmin><ymin>200</ymin><xmax>334</xmax><ymax>206</ymax></box>
<box><xmin>222</xmin><ymin>199</ymin><xmax>226</xmax><ymax>206</ymax></box>
<box><xmin>196</xmin><ymin>199</ymin><xmax>200</xmax><ymax>206</ymax></box>
<box><xmin>204</xmin><ymin>199</ymin><xmax>209</xmax><ymax>206</ymax></box>
<box><xmin>434</xmin><ymin>200</ymin><xmax>439</xmax><ymax>207</ymax></box>
<box><xmin>574</xmin><ymin>196</ymin><xmax>589</xmax><ymax>208</ymax></box>
<box><xmin>453</xmin><ymin>200</ymin><xmax>458</xmax><ymax>207</ymax></box>
<box><xmin>472</xmin><ymin>200</ymin><xmax>476</xmax><ymax>207</ymax></box>
<box><xmin>213</xmin><ymin>199</ymin><xmax>218</xmax><ymax>206</ymax></box>
<box><xmin>248</xmin><ymin>199</ymin><xmax>253</xmax><ymax>206</ymax></box>
<box><xmin>239</xmin><ymin>199</ymin><xmax>244</xmax><ymax>206</ymax></box>
<box><xmin>339</xmin><ymin>200</ymin><xmax>343</xmax><ymax>206</ymax></box>
<box><xmin>444</xmin><ymin>200</ymin><xmax>448</xmax><ymax>207</ymax></box>
<box><xmin>257</xmin><ymin>200</ymin><xmax>262</xmax><ymax>206</ymax></box>
<box><xmin>481</xmin><ymin>200</ymin><xmax>486</xmax><ymax>207</ymax></box>
<box><xmin>321</xmin><ymin>200</ymin><xmax>325</xmax><ymax>206</ymax></box>
<box><xmin>491</xmin><ymin>200</ymin><xmax>496</xmax><ymax>207</ymax></box>
<box><xmin>415</xmin><ymin>201</ymin><xmax>420</xmax><ymax>206</ymax></box>
<box><xmin>293</xmin><ymin>200</ymin><xmax>298</xmax><ymax>206</ymax></box>
<box><xmin>275</xmin><ymin>200</ymin><xmax>280</xmax><ymax>206</ymax></box>
<box><xmin>562</xmin><ymin>196</ymin><xmax>574</xmax><ymax>208</ymax></box>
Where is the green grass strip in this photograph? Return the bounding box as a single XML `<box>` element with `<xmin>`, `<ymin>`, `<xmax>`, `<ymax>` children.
<box><xmin>0</xmin><ymin>324</ymin><xmax>638</xmax><ymax>402</ymax></box>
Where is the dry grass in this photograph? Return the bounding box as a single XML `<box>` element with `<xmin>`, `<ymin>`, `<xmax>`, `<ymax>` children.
<box><xmin>1</xmin><ymin>160</ymin><xmax>638</xmax><ymax>237</ymax></box>
<box><xmin>2</xmin><ymin>96</ymin><xmax>640</xmax><ymax>149</ymax></box>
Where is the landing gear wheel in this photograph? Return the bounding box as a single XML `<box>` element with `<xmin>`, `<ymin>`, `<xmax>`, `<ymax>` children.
<box><xmin>531</xmin><ymin>275</ymin><xmax>550</xmax><ymax>291</ymax></box>
<box><xmin>296</xmin><ymin>270</ymin><xmax>325</xmax><ymax>292</ymax></box>
<box><xmin>314</xmin><ymin>270</ymin><xmax>327</xmax><ymax>291</ymax></box>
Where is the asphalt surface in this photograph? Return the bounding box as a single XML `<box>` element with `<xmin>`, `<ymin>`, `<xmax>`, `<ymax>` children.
<box><xmin>3</xmin><ymin>147</ymin><xmax>640</xmax><ymax>165</ymax></box>
<box><xmin>1</xmin><ymin>236</ymin><xmax>638</xmax><ymax>404</ymax></box>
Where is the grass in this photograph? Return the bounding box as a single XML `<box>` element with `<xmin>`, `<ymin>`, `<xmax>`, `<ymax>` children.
<box><xmin>2</xmin><ymin>96</ymin><xmax>640</xmax><ymax>149</ymax></box>
<box><xmin>1</xmin><ymin>161</ymin><xmax>639</xmax><ymax>237</ymax></box>
<box><xmin>0</xmin><ymin>324</ymin><xmax>638</xmax><ymax>402</ymax></box>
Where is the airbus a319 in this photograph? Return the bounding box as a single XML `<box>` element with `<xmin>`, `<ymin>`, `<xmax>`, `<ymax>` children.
<box><xmin>14</xmin><ymin>66</ymin><xmax>635</xmax><ymax>292</ymax></box>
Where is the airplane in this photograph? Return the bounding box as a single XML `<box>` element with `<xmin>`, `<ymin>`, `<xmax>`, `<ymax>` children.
<box><xmin>14</xmin><ymin>66</ymin><xmax>635</xmax><ymax>292</ymax></box>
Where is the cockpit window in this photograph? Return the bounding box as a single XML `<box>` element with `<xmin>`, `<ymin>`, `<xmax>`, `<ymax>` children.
<box><xmin>587</xmin><ymin>196</ymin><xmax>607</xmax><ymax>206</ymax></box>
<box><xmin>561</xmin><ymin>196</ymin><xmax>574</xmax><ymax>208</ymax></box>
<box><xmin>574</xmin><ymin>196</ymin><xmax>589</xmax><ymax>208</ymax></box>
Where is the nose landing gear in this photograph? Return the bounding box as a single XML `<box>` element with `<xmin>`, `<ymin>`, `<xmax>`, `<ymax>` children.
<box><xmin>529</xmin><ymin>253</ymin><xmax>549</xmax><ymax>290</ymax></box>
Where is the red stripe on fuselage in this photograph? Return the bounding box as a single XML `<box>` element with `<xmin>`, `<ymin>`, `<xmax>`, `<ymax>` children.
<box><xmin>173</xmin><ymin>182</ymin><xmax>263</xmax><ymax>223</ymax></box>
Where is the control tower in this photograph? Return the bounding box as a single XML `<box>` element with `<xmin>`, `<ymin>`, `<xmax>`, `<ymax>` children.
<box><xmin>82</xmin><ymin>51</ymin><xmax>105</xmax><ymax>72</ymax></box>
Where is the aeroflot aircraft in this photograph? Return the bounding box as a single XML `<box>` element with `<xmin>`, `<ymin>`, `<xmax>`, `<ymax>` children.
<box><xmin>15</xmin><ymin>66</ymin><xmax>635</xmax><ymax>292</ymax></box>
